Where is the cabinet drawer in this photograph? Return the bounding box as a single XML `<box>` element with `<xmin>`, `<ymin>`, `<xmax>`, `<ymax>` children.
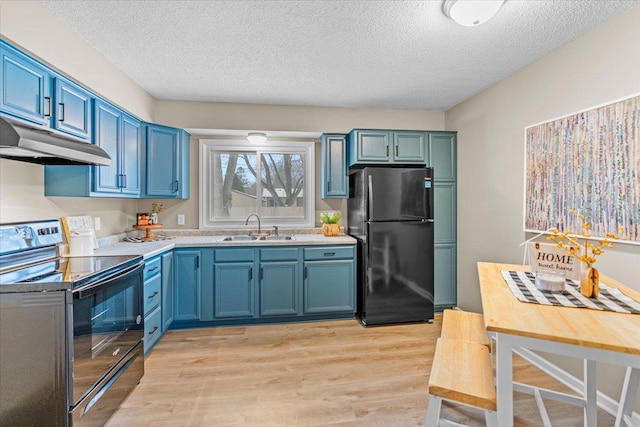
<box><xmin>260</xmin><ymin>247</ymin><xmax>298</xmax><ymax>261</ymax></box>
<box><xmin>144</xmin><ymin>306</ymin><xmax>162</xmax><ymax>354</ymax></box>
<box><xmin>144</xmin><ymin>274</ymin><xmax>161</xmax><ymax>316</ymax></box>
<box><xmin>144</xmin><ymin>257</ymin><xmax>161</xmax><ymax>281</ymax></box>
<box><xmin>303</xmin><ymin>246</ymin><xmax>354</xmax><ymax>261</ymax></box>
<box><xmin>215</xmin><ymin>248</ymin><xmax>254</xmax><ymax>262</ymax></box>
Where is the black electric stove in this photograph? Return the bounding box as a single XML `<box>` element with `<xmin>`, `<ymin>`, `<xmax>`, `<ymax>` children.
<box><xmin>0</xmin><ymin>219</ymin><xmax>141</xmax><ymax>292</ymax></box>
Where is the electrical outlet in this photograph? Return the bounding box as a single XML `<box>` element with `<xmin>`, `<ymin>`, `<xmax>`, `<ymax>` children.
<box><xmin>177</xmin><ymin>214</ymin><xmax>185</xmax><ymax>226</ymax></box>
<box><xmin>94</xmin><ymin>217</ymin><xmax>101</xmax><ymax>231</ymax></box>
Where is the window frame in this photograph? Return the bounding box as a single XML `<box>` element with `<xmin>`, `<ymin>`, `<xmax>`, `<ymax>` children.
<box><xmin>199</xmin><ymin>138</ymin><xmax>315</xmax><ymax>229</ymax></box>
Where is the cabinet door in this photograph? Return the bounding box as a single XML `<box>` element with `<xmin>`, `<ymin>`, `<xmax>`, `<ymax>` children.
<box><xmin>259</xmin><ymin>262</ymin><xmax>298</xmax><ymax>316</ymax></box>
<box><xmin>161</xmin><ymin>251</ymin><xmax>174</xmax><ymax>331</ymax></box>
<box><xmin>174</xmin><ymin>250</ymin><xmax>201</xmax><ymax>321</ymax></box>
<box><xmin>0</xmin><ymin>42</ymin><xmax>51</xmax><ymax>126</ymax></box>
<box><xmin>120</xmin><ymin>114</ymin><xmax>141</xmax><ymax>195</ymax></box>
<box><xmin>53</xmin><ymin>77</ymin><xmax>92</xmax><ymax>139</ymax></box>
<box><xmin>93</xmin><ymin>100</ymin><xmax>121</xmax><ymax>193</ymax></box>
<box><xmin>434</xmin><ymin>244</ymin><xmax>457</xmax><ymax>308</ymax></box>
<box><xmin>393</xmin><ymin>131</ymin><xmax>426</xmax><ymax>163</ymax></box>
<box><xmin>434</xmin><ymin>182</ymin><xmax>456</xmax><ymax>244</ymax></box>
<box><xmin>355</xmin><ymin>131</ymin><xmax>391</xmax><ymax>162</ymax></box>
<box><xmin>145</xmin><ymin>125</ymin><xmax>179</xmax><ymax>197</ymax></box>
<box><xmin>428</xmin><ymin>132</ymin><xmax>456</xmax><ymax>181</ymax></box>
<box><xmin>321</xmin><ymin>134</ymin><xmax>347</xmax><ymax>198</ymax></box>
<box><xmin>303</xmin><ymin>260</ymin><xmax>355</xmax><ymax>313</ymax></box>
<box><xmin>214</xmin><ymin>262</ymin><xmax>255</xmax><ymax>318</ymax></box>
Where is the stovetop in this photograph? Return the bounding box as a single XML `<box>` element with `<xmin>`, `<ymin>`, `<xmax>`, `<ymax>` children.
<box><xmin>0</xmin><ymin>255</ymin><xmax>143</xmax><ymax>293</ymax></box>
<box><xmin>0</xmin><ymin>219</ymin><xmax>144</xmax><ymax>293</ymax></box>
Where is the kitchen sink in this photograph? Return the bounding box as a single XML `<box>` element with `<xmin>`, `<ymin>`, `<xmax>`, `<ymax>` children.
<box><xmin>218</xmin><ymin>235</ymin><xmax>261</xmax><ymax>242</ymax></box>
<box><xmin>262</xmin><ymin>235</ymin><xmax>295</xmax><ymax>241</ymax></box>
<box><xmin>217</xmin><ymin>235</ymin><xmax>295</xmax><ymax>242</ymax></box>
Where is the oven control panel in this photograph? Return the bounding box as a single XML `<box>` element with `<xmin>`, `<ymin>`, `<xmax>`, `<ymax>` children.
<box><xmin>0</xmin><ymin>219</ymin><xmax>63</xmax><ymax>256</ymax></box>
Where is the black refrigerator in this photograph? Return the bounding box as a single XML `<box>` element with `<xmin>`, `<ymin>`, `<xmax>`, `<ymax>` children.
<box><xmin>347</xmin><ymin>167</ymin><xmax>434</xmax><ymax>326</ymax></box>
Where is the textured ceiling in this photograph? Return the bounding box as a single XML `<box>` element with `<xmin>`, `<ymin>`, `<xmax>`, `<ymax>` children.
<box><xmin>41</xmin><ymin>0</ymin><xmax>639</xmax><ymax>111</ymax></box>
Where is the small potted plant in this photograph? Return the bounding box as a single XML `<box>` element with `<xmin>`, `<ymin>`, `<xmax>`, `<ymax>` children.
<box><xmin>149</xmin><ymin>202</ymin><xmax>166</xmax><ymax>225</ymax></box>
<box><xmin>319</xmin><ymin>212</ymin><xmax>341</xmax><ymax>237</ymax></box>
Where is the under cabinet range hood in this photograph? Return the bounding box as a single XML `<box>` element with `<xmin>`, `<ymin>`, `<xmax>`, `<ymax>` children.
<box><xmin>0</xmin><ymin>117</ymin><xmax>111</xmax><ymax>166</ymax></box>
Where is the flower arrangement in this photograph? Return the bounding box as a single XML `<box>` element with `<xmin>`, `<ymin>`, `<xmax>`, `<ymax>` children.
<box><xmin>151</xmin><ymin>203</ymin><xmax>166</xmax><ymax>214</ymax></box>
<box><xmin>319</xmin><ymin>212</ymin><xmax>341</xmax><ymax>224</ymax></box>
<box><xmin>546</xmin><ymin>209</ymin><xmax>626</xmax><ymax>268</ymax></box>
<box><xmin>319</xmin><ymin>212</ymin><xmax>341</xmax><ymax>236</ymax></box>
<box><xmin>546</xmin><ymin>209</ymin><xmax>627</xmax><ymax>297</ymax></box>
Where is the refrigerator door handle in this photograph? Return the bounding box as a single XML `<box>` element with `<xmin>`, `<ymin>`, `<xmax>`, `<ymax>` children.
<box><xmin>367</xmin><ymin>175</ymin><xmax>374</xmax><ymax>218</ymax></box>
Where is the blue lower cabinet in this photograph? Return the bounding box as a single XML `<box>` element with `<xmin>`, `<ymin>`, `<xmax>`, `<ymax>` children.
<box><xmin>259</xmin><ymin>261</ymin><xmax>299</xmax><ymax>316</ymax></box>
<box><xmin>303</xmin><ymin>259</ymin><xmax>355</xmax><ymax>314</ymax></box>
<box><xmin>434</xmin><ymin>243</ymin><xmax>457</xmax><ymax>309</ymax></box>
<box><xmin>161</xmin><ymin>251</ymin><xmax>174</xmax><ymax>331</ymax></box>
<box><xmin>174</xmin><ymin>249</ymin><xmax>202</xmax><ymax>321</ymax></box>
<box><xmin>214</xmin><ymin>262</ymin><xmax>255</xmax><ymax>318</ymax></box>
<box><xmin>144</xmin><ymin>306</ymin><xmax>162</xmax><ymax>355</ymax></box>
<box><xmin>169</xmin><ymin>244</ymin><xmax>356</xmax><ymax>328</ymax></box>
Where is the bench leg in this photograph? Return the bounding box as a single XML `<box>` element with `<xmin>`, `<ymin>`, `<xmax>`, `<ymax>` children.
<box><xmin>485</xmin><ymin>410</ymin><xmax>498</xmax><ymax>427</ymax></box>
<box><xmin>426</xmin><ymin>394</ymin><xmax>442</xmax><ymax>427</ymax></box>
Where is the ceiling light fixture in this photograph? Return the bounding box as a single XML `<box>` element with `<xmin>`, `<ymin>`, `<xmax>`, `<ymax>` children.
<box><xmin>247</xmin><ymin>132</ymin><xmax>267</xmax><ymax>143</ymax></box>
<box><xmin>443</xmin><ymin>0</ymin><xmax>505</xmax><ymax>27</ymax></box>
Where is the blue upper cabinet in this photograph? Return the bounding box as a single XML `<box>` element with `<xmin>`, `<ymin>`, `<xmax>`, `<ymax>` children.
<box><xmin>1</xmin><ymin>40</ymin><xmax>92</xmax><ymax>140</ymax></box>
<box><xmin>348</xmin><ymin>129</ymin><xmax>427</xmax><ymax>166</ymax></box>
<box><xmin>45</xmin><ymin>99</ymin><xmax>141</xmax><ymax>197</ymax></box>
<box><xmin>121</xmin><ymin>114</ymin><xmax>141</xmax><ymax>195</ymax></box>
<box><xmin>320</xmin><ymin>134</ymin><xmax>348</xmax><ymax>199</ymax></box>
<box><xmin>93</xmin><ymin>99</ymin><xmax>141</xmax><ymax>195</ymax></box>
<box><xmin>0</xmin><ymin>41</ymin><xmax>52</xmax><ymax>127</ymax></box>
<box><xmin>142</xmin><ymin>123</ymin><xmax>190</xmax><ymax>199</ymax></box>
<box><xmin>428</xmin><ymin>131</ymin><xmax>457</xmax><ymax>181</ymax></box>
<box><xmin>93</xmin><ymin>100</ymin><xmax>121</xmax><ymax>193</ymax></box>
<box><xmin>350</xmin><ymin>130</ymin><xmax>390</xmax><ymax>163</ymax></box>
<box><xmin>393</xmin><ymin>131</ymin><xmax>426</xmax><ymax>163</ymax></box>
<box><xmin>53</xmin><ymin>77</ymin><xmax>92</xmax><ymax>139</ymax></box>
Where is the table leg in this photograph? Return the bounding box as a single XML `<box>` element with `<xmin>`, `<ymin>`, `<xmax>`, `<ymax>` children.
<box><xmin>496</xmin><ymin>333</ymin><xmax>514</xmax><ymax>427</ymax></box>
<box><xmin>615</xmin><ymin>367</ymin><xmax>640</xmax><ymax>427</ymax></box>
<box><xmin>584</xmin><ymin>359</ymin><xmax>597</xmax><ymax>427</ymax></box>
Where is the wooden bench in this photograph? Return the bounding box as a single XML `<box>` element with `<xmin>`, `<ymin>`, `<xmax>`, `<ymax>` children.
<box><xmin>440</xmin><ymin>309</ymin><xmax>491</xmax><ymax>350</ymax></box>
<box><xmin>426</xmin><ymin>338</ymin><xmax>498</xmax><ymax>427</ymax></box>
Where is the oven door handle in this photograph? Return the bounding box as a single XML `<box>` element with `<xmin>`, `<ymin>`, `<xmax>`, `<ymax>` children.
<box><xmin>74</xmin><ymin>262</ymin><xmax>144</xmax><ymax>298</ymax></box>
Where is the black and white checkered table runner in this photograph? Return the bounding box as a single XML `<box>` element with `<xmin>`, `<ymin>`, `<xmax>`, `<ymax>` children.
<box><xmin>501</xmin><ymin>270</ymin><xmax>640</xmax><ymax>315</ymax></box>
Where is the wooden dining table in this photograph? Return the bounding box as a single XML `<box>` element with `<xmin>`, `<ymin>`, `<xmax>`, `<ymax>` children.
<box><xmin>478</xmin><ymin>262</ymin><xmax>640</xmax><ymax>427</ymax></box>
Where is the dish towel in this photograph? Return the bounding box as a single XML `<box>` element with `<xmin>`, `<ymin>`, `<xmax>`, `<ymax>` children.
<box><xmin>501</xmin><ymin>270</ymin><xmax>640</xmax><ymax>315</ymax></box>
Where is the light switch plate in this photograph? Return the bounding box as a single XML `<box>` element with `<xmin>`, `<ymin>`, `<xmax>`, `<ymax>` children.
<box><xmin>94</xmin><ymin>217</ymin><xmax>101</xmax><ymax>230</ymax></box>
<box><xmin>177</xmin><ymin>214</ymin><xmax>185</xmax><ymax>226</ymax></box>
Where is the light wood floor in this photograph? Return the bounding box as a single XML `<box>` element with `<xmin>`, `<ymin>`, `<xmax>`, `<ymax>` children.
<box><xmin>107</xmin><ymin>317</ymin><xmax>617</xmax><ymax>426</ymax></box>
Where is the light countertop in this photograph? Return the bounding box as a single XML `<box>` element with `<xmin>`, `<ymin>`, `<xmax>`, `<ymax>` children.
<box><xmin>95</xmin><ymin>234</ymin><xmax>357</xmax><ymax>259</ymax></box>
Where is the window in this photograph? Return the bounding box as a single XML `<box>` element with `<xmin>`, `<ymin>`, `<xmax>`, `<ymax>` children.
<box><xmin>199</xmin><ymin>139</ymin><xmax>315</xmax><ymax>228</ymax></box>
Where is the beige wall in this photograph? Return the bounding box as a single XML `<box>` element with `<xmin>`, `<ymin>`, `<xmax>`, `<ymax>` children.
<box><xmin>0</xmin><ymin>1</ymin><xmax>155</xmax><ymax>121</ymax></box>
<box><xmin>148</xmin><ymin>103</ymin><xmax>445</xmax><ymax>229</ymax></box>
<box><xmin>156</xmin><ymin>100</ymin><xmax>445</xmax><ymax>134</ymax></box>
<box><xmin>447</xmin><ymin>4</ymin><xmax>640</xmax><ymax>410</ymax></box>
<box><xmin>0</xmin><ymin>0</ymin><xmax>154</xmax><ymax>235</ymax></box>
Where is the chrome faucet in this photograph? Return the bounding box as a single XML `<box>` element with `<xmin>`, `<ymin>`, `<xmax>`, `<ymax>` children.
<box><xmin>245</xmin><ymin>214</ymin><xmax>261</xmax><ymax>235</ymax></box>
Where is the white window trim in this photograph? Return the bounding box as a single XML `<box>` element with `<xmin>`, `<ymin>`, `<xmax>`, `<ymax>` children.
<box><xmin>199</xmin><ymin>139</ymin><xmax>315</xmax><ymax>229</ymax></box>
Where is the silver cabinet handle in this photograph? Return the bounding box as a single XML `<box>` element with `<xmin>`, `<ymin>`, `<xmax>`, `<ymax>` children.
<box><xmin>58</xmin><ymin>103</ymin><xmax>65</xmax><ymax>122</ymax></box>
<box><xmin>44</xmin><ymin>97</ymin><xmax>51</xmax><ymax>117</ymax></box>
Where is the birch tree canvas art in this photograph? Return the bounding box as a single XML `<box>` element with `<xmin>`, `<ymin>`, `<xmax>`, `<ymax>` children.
<box><xmin>524</xmin><ymin>95</ymin><xmax>640</xmax><ymax>243</ymax></box>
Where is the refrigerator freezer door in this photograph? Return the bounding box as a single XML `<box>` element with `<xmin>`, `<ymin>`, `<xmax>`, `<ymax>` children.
<box><xmin>347</xmin><ymin>170</ymin><xmax>366</xmax><ymax>240</ymax></box>
<box><xmin>360</xmin><ymin>221</ymin><xmax>434</xmax><ymax>325</ymax></box>
<box><xmin>366</xmin><ymin>167</ymin><xmax>433</xmax><ymax>221</ymax></box>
